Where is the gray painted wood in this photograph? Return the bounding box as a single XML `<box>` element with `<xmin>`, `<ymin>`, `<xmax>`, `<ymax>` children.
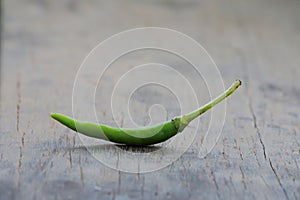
<box><xmin>1</xmin><ymin>0</ymin><xmax>300</xmax><ymax>199</ymax></box>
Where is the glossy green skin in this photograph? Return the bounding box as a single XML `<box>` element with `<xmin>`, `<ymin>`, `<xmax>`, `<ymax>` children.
<box><xmin>51</xmin><ymin>80</ymin><xmax>241</xmax><ymax>146</ymax></box>
<box><xmin>51</xmin><ymin>113</ymin><xmax>179</xmax><ymax>145</ymax></box>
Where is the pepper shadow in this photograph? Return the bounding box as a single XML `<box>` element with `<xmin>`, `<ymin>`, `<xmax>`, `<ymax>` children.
<box><xmin>115</xmin><ymin>144</ymin><xmax>162</xmax><ymax>153</ymax></box>
<box><xmin>67</xmin><ymin>143</ymin><xmax>162</xmax><ymax>154</ymax></box>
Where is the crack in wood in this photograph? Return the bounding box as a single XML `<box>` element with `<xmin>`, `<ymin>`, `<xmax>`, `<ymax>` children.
<box><xmin>79</xmin><ymin>152</ymin><xmax>84</xmax><ymax>187</ymax></box>
<box><xmin>117</xmin><ymin>171</ymin><xmax>121</xmax><ymax>194</ymax></box>
<box><xmin>234</xmin><ymin>139</ymin><xmax>243</xmax><ymax>160</ymax></box>
<box><xmin>222</xmin><ymin>139</ymin><xmax>231</xmax><ymax>168</ymax></box>
<box><xmin>19</xmin><ymin>131</ymin><xmax>26</xmax><ymax>186</ymax></box>
<box><xmin>69</xmin><ymin>149</ymin><xmax>72</xmax><ymax>168</ymax></box>
<box><xmin>284</xmin><ymin>163</ymin><xmax>294</xmax><ymax>182</ymax></box>
<box><xmin>210</xmin><ymin>169</ymin><xmax>220</xmax><ymax>200</ymax></box>
<box><xmin>269</xmin><ymin>158</ymin><xmax>289</xmax><ymax>200</ymax></box>
<box><xmin>72</xmin><ymin>135</ymin><xmax>76</xmax><ymax>147</ymax></box>
<box><xmin>65</xmin><ymin>134</ymin><xmax>73</xmax><ymax>168</ymax></box>
<box><xmin>21</xmin><ymin>131</ymin><xmax>25</xmax><ymax>147</ymax></box>
<box><xmin>248</xmin><ymin>100</ymin><xmax>267</xmax><ymax>160</ymax></box>
<box><xmin>16</xmin><ymin>80</ymin><xmax>21</xmax><ymax>133</ymax></box>
<box><xmin>16</xmin><ymin>104</ymin><xmax>20</xmax><ymax>132</ymax></box>
<box><xmin>249</xmin><ymin>135</ymin><xmax>262</xmax><ymax>167</ymax></box>
<box><xmin>18</xmin><ymin>146</ymin><xmax>23</xmax><ymax>190</ymax></box>
<box><xmin>239</xmin><ymin>166</ymin><xmax>247</xmax><ymax>190</ymax></box>
<box><xmin>116</xmin><ymin>147</ymin><xmax>120</xmax><ymax>170</ymax></box>
<box><xmin>41</xmin><ymin>143</ymin><xmax>59</xmax><ymax>178</ymax></box>
<box><xmin>137</xmin><ymin>158</ymin><xmax>140</xmax><ymax>180</ymax></box>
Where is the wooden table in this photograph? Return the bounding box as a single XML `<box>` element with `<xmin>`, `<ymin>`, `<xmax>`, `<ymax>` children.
<box><xmin>1</xmin><ymin>0</ymin><xmax>299</xmax><ymax>199</ymax></box>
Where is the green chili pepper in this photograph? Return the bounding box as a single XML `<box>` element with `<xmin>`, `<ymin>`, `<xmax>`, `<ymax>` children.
<box><xmin>51</xmin><ymin>80</ymin><xmax>241</xmax><ymax>145</ymax></box>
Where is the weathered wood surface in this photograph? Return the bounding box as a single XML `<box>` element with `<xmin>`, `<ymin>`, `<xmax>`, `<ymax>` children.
<box><xmin>1</xmin><ymin>0</ymin><xmax>300</xmax><ymax>199</ymax></box>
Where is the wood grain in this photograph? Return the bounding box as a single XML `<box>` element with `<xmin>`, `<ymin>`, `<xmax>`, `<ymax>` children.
<box><xmin>1</xmin><ymin>0</ymin><xmax>300</xmax><ymax>199</ymax></box>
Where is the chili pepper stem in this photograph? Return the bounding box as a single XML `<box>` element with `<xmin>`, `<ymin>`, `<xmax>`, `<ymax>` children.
<box><xmin>175</xmin><ymin>80</ymin><xmax>242</xmax><ymax>131</ymax></box>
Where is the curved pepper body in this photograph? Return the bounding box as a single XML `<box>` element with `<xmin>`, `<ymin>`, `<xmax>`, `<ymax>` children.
<box><xmin>51</xmin><ymin>80</ymin><xmax>241</xmax><ymax>146</ymax></box>
<box><xmin>51</xmin><ymin>113</ymin><xmax>178</xmax><ymax>145</ymax></box>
